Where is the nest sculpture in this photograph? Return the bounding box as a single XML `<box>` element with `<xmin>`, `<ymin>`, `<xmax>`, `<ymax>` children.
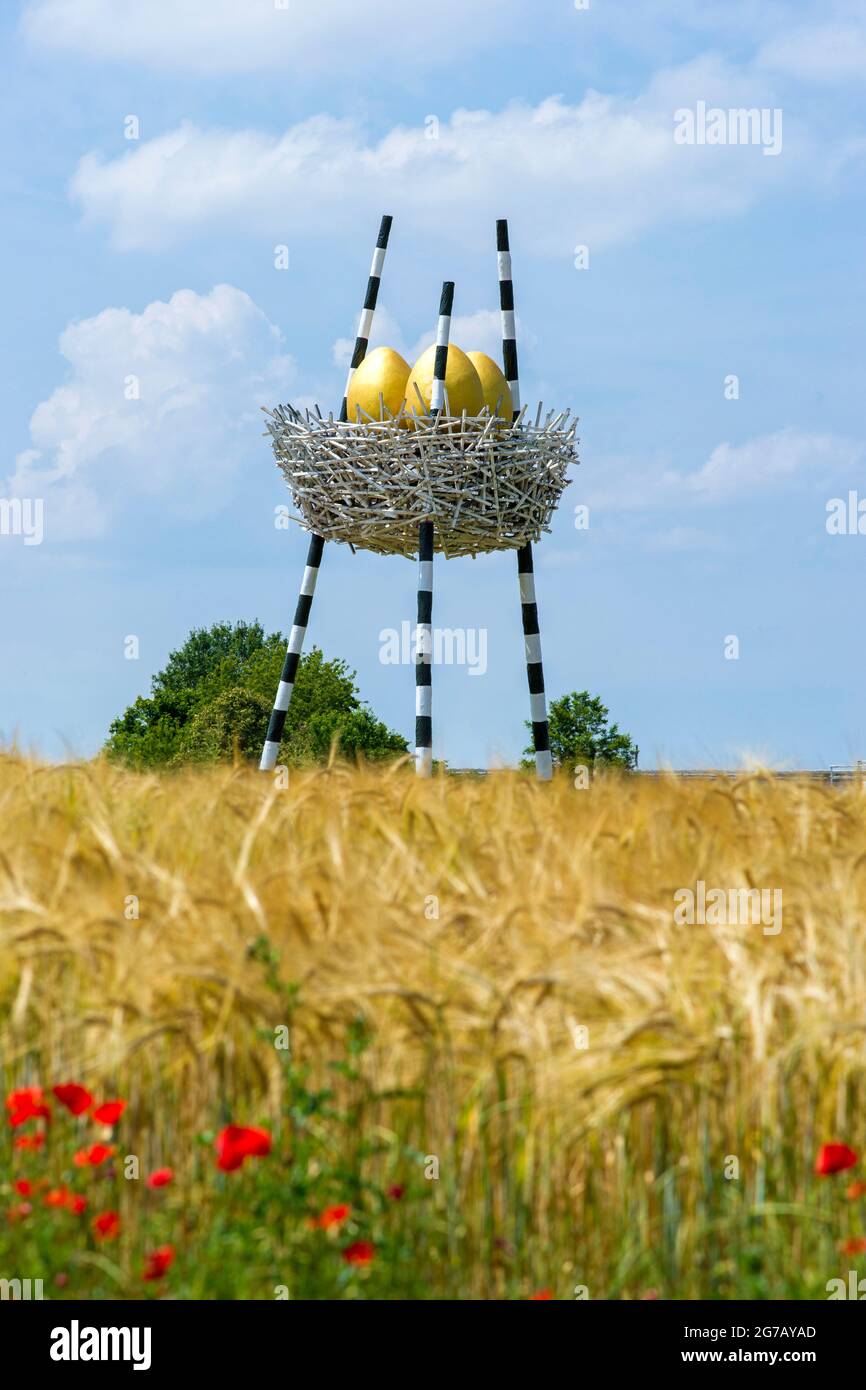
<box><xmin>264</xmin><ymin>404</ymin><xmax>576</xmax><ymax>559</ymax></box>
<box><xmin>259</xmin><ymin>215</ymin><xmax>578</xmax><ymax>781</ymax></box>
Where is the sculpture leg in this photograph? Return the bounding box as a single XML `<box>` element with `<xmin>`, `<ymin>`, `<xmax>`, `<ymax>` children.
<box><xmin>415</xmin><ymin>520</ymin><xmax>434</xmax><ymax>776</ymax></box>
<box><xmin>413</xmin><ymin>280</ymin><xmax>452</xmax><ymax>778</ymax></box>
<box><xmin>259</xmin><ymin>533</ymin><xmax>324</xmax><ymax>772</ymax></box>
<box><xmin>517</xmin><ymin>542</ymin><xmax>553</xmax><ymax>780</ymax></box>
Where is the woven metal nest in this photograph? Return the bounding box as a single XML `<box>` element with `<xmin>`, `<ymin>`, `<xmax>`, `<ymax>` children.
<box><xmin>263</xmin><ymin>402</ymin><xmax>577</xmax><ymax>559</ymax></box>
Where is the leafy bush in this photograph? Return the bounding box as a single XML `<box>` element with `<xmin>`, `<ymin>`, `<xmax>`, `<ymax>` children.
<box><xmin>105</xmin><ymin>621</ymin><xmax>408</xmax><ymax>769</ymax></box>
<box><xmin>524</xmin><ymin>690</ymin><xmax>638</xmax><ymax>773</ymax></box>
<box><xmin>177</xmin><ymin>688</ymin><xmax>273</xmax><ymax>764</ymax></box>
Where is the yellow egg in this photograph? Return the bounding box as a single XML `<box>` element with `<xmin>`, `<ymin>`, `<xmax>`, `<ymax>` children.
<box><xmin>466</xmin><ymin>351</ymin><xmax>513</xmax><ymax>421</ymax></box>
<box><xmin>347</xmin><ymin>346</ymin><xmax>411</xmax><ymax>422</ymax></box>
<box><xmin>404</xmin><ymin>343</ymin><xmax>484</xmax><ymax>421</ymax></box>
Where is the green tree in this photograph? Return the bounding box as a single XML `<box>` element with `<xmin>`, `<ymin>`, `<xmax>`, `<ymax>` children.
<box><xmin>153</xmin><ymin>621</ymin><xmax>269</xmax><ymax>696</ymax></box>
<box><xmin>240</xmin><ymin>645</ymin><xmax>359</xmax><ymax>725</ymax></box>
<box><xmin>177</xmin><ymin>688</ymin><xmax>273</xmax><ymax>764</ymax></box>
<box><xmin>524</xmin><ymin>691</ymin><xmax>638</xmax><ymax>773</ymax></box>
<box><xmin>105</xmin><ymin>620</ymin><xmax>408</xmax><ymax>769</ymax></box>
<box><xmin>104</xmin><ymin>688</ymin><xmax>199</xmax><ymax>770</ymax></box>
<box><xmin>288</xmin><ymin>707</ymin><xmax>410</xmax><ymax>765</ymax></box>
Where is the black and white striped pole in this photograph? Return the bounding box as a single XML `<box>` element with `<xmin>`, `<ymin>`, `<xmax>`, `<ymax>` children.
<box><xmin>415</xmin><ymin>519</ymin><xmax>434</xmax><ymax>776</ymax></box>
<box><xmin>415</xmin><ymin>280</ymin><xmax>453</xmax><ymax>776</ymax></box>
<box><xmin>259</xmin><ymin>532</ymin><xmax>324</xmax><ymax>771</ymax></box>
<box><xmin>260</xmin><ymin>214</ymin><xmax>393</xmax><ymax>773</ymax></box>
<box><xmin>340</xmin><ymin>214</ymin><xmax>393</xmax><ymax>422</ymax></box>
<box><xmin>497</xmin><ymin>219</ymin><xmax>553</xmax><ymax>781</ymax></box>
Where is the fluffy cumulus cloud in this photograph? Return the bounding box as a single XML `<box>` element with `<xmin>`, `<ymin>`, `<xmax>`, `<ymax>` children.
<box><xmin>7</xmin><ymin>286</ymin><xmax>294</xmax><ymax>540</ymax></box>
<box><xmin>20</xmin><ymin>0</ymin><xmax>515</xmax><ymax>74</ymax></box>
<box><xmin>332</xmin><ymin>308</ymin><xmax>520</xmax><ymax>370</ymax></box>
<box><xmin>684</xmin><ymin>430</ymin><xmax>864</xmax><ymax>498</ymax></box>
<box><xmin>757</xmin><ymin>19</ymin><xmax>866</xmax><ymax>82</ymax></box>
<box><xmin>543</xmin><ymin>428</ymin><xmax>865</xmax><ymax>560</ymax></box>
<box><xmin>585</xmin><ymin>429</ymin><xmax>865</xmax><ymax>517</ymax></box>
<box><xmin>21</xmin><ymin>0</ymin><xmax>836</xmax><ymax>78</ymax></box>
<box><xmin>69</xmin><ymin>54</ymin><xmax>809</xmax><ymax>256</ymax></box>
<box><xmin>331</xmin><ymin>307</ymin><xmax>411</xmax><ymax>372</ymax></box>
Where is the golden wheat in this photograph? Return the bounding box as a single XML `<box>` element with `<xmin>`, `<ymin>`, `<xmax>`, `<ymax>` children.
<box><xmin>2</xmin><ymin>752</ymin><xmax>865</xmax><ymax>1295</ymax></box>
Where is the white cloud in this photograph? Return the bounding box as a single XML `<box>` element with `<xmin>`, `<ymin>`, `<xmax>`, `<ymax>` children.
<box><xmin>7</xmin><ymin>285</ymin><xmax>294</xmax><ymax>540</ymax></box>
<box><xmin>407</xmin><ymin>310</ymin><xmax>527</xmax><ymax>363</ymax></box>
<box><xmin>21</xmin><ymin>0</ymin><xmax>515</xmax><ymax>75</ymax></box>
<box><xmin>332</xmin><ymin>306</ymin><xmax>410</xmax><ymax>369</ymax></box>
<box><xmin>563</xmin><ymin>428</ymin><xmax>865</xmax><ymax>559</ymax></box>
<box><xmin>70</xmin><ymin>61</ymin><xmax>805</xmax><ymax>256</ymax></box>
<box><xmin>21</xmin><ymin>0</ymin><xmax>821</xmax><ymax>79</ymax></box>
<box><xmin>585</xmin><ymin>429</ymin><xmax>864</xmax><ymax>513</ymax></box>
<box><xmin>685</xmin><ymin>429</ymin><xmax>863</xmax><ymax>497</ymax></box>
<box><xmin>331</xmin><ymin>307</ymin><xmax>526</xmax><ymax>370</ymax></box>
<box><xmin>757</xmin><ymin>21</ymin><xmax>866</xmax><ymax>81</ymax></box>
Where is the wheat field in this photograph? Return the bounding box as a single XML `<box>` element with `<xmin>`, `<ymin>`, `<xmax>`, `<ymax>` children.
<box><xmin>2</xmin><ymin>752</ymin><xmax>866</xmax><ymax>1298</ymax></box>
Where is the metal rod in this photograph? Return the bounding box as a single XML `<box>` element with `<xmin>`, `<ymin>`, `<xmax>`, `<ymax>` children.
<box><xmin>497</xmin><ymin>218</ymin><xmax>553</xmax><ymax>781</ymax></box>
<box><xmin>260</xmin><ymin>215</ymin><xmax>393</xmax><ymax>772</ymax></box>
<box><xmin>415</xmin><ymin>280</ymin><xmax>454</xmax><ymax>776</ymax></box>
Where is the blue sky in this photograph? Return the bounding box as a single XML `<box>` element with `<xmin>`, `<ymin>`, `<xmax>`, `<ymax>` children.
<box><xmin>2</xmin><ymin>0</ymin><xmax>865</xmax><ymax>769</ymax></box>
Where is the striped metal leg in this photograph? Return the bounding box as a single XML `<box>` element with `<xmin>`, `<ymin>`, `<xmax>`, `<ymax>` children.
<box><xmin>259</xmin><ymin>533</ymin><xmax>324</xmax><ymax>772</ymax></box>
<box><xmin>496</xmin><ymin>219</ymin><xmax>520</xmax><ymax>413</ymax></box>
<box><xmin>517</xmin><ymin>543</ymin><xmax>552</xmax><ymax>780</ymax></box>
<box><xmin>415</xmin><ymin>520</ymin><xmax>434</xmax><ymax>776</ymax></box>
<box><xmin>261</xmin><ymin>215</ymin><xmax>393</xmax><ymax>773</ymax></box>
<box><xmin>413</xmin><ymin>281</ymin><xmax>454</xmax><ymax>777</ymax></box>
<box><xmin>430</xmin><ymin>280</ymin><xmax>454</xmax><ymax>414</ymax></box>
<box><xmin>340</xmin><ymin>214</ymin><xmax>393</xmax><ymax>422</ymax></box>
<box><xmin>497</xmin><ymin>218</ymin><xmax>552</xmax><ymax>780</ymax></box>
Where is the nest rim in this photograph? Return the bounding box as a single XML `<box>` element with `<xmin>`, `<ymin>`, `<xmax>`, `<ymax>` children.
<box><xmin>264</xmin><ymin>401</ymin><xmax>578</xmax><ymax>560</ymax></box>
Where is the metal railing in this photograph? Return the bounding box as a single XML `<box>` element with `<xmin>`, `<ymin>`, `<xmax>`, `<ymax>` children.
<box><xmin>448</xmin><ymin>765</ymin><xmax>866</xmax><ymax>782</ymax></box>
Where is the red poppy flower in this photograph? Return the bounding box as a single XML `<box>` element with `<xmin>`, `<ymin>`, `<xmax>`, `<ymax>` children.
<box><xmin>529</xmin><ymin>1289</ymin><xmax>553</xmax><ymax>1300</ymax></box>
<box><xmin>92</xmin><ymin>1101</ymin><xmax>126</xmax><ymax>1126</ymax></box>
<box><xmin>6</xmin><ymin>1087</ymin><xmax>51</xmax><ymax>1128</ymax></box>
<box><xmin>387</xmin><ymin>1185</ymin><xmax>405</xmax><ymax>1200</ymax></box>
<box><xmin>215</xmin><ymin>1125</ymin><xmax>272</xmax><ymax>1172</ymax></box>
<box><xmin>847</xmin><ymin>1180</ymin><xmax>866</xmax><ymax>1200</ymax></box>
<box><xmin>342</xmin><ymin>1241</ymin><xmax>375</xmax><ymax>1266</ymax></box>
<box><xmin>143</xmin><ymin>1245</ymin><xmax>175</xmax><ymax>1281</ymax></box>
<box><xmin>93</xmin><ymin>1210</ymin><xmax>120</xmax><ymax>1240</ymax></box>
<box><xmin>815</xmin><ymin>1143</ymin><xmax>858</xmax><ymax>1176</ymax></box>
<box><xmin>7</xmin><ymin>1202</ymin><xmax>32</xmax><ymax>1223</ymax></box>
<box><xmin>52</xmin><ymin>1083</ymin><xmax>94</xmax><ymax>1116</ymax></box>
<box><xmin>14</xmin><ymin>1133</ymin><xmax>45</xmax><ymax>1151</ymax></box>
<box><xmin>840</xmin><ymin>1236</ymin><xmax>866</xmax><ymax>1255</ymax></box>
<box><xmin>6</xmin><ymin>1086</ymin><xmax>43</xmax><ymax>1114</ymax></box>
<box><xmin>319</xmin><ymin>1203</ymin><xmax>351</xmax><ymax>1230</ymax></box>
<box><xmin>74</xmin><ymin>1143</ymin><xmax>115</xmax><ymax>1167</ymax></box>
<box><xmin>147</xmin><ymin>1168</ymin><xmax>174</xmax><ymax>1189</ymax></box>
<box><xmin>14</xmin><ymin>1179</ymin><xmax>32</xmax><ymax>1197</ymax></box>
<box><xmin>44</xmin><ymin>1188</ymin><xmax>86</xmax><ymax>1214</ymax></box>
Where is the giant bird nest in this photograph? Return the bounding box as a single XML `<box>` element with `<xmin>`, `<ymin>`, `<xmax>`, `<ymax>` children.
<box><xmin>263</xmin><ymin>402</ymin><xmax>577</xmax><ymax>558</ymax></box>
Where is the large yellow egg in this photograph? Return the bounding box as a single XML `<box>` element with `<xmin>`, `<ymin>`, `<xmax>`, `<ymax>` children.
<box><xmin>347</xmin><ymin>346</ymin><xmax>411</xmax><ymax>421</ymax></box>
<box><xmin>404</xmin><ymin>343</ymin><xmax>484</xmax><ymax>420</ymax></box>
<box><xmin>466</xmin><ymin>351</ymin><xmax>513</xmax><ymax>420</ymax></box>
